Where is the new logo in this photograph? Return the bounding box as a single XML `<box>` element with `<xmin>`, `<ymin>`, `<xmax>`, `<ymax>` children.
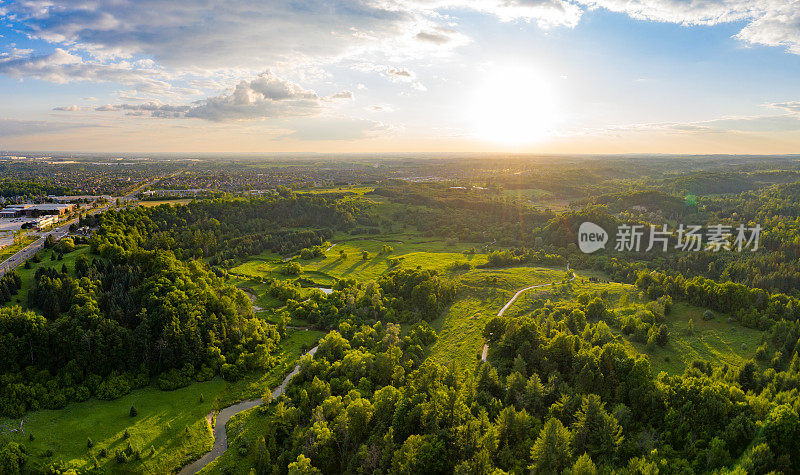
<box><xmin>578</xmin><ymin>222</ymin><xmax>608</xmax><ymax>253</ymax></box>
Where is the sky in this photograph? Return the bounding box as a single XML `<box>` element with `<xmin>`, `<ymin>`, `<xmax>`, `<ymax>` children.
<box><xmin>0</xmin><ymin>0</ymin><xmax>799</xmax><ymax>154</ymax></box>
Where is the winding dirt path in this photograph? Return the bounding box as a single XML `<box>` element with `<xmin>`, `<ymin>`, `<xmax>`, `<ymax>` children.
<box><xmin>481</xmin><ymin>269</ymin><xmax>575</xmax><ymax>362</ymax></box>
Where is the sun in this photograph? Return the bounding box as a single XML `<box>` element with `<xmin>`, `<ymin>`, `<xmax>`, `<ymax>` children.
<box><xmin>469</xmin><ymin>65</ymin><xmax>561</xmax><ymax>145</ymax></box>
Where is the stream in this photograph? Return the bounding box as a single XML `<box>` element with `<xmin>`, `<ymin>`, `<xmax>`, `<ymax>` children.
<box><xmin>178</xmin><ymin>345</ymin><xmax>319</xmax><ymax>474</ymax></box>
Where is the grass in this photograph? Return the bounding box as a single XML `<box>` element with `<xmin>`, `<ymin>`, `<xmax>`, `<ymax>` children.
<box><xmin>211</xmin><ymin>329</ymin><xmax>325</xmax><ymax>410</ymax></box>
<box><xmin>3</xmin><ymin>245</ymin><xmax>91</xmax><ymax>304</ymax></box>
<box><xmin>620</xmin><ymin>301</ymin><xmax>762</xmax><ymax>375</ymax></box>
<box><xmin>0</xmin><ymin>329</ymin><xmax>324</xmax><ymax>473</ymax></box>
<box><xmin>2</xmin><ymin>245</ymin><xmax>92</xmax><ymax>311</ymax></box>
<box><xmin>0</xmin><ymin>235</ymin><xmax>37</xmax><ymax>262</ymax></box>
<box><xmin>428</xmin><ymin>266</ymin><xmax>569</xmax><ymax>370</ymax></box>
<box><xmin>501</xmin><ymin>274</ymin><xmax>761</xmax><ymax>375</ymax></box>
<box><xmin>297</xmin><ymin>186</ymin><xmax>375</xmax><ymax>195</ymax></box>
<box><xmin>0</xmin><ymin>379</ymin><xmax>228</xmax><ymax>473</ymax></box>
<box><xmin>231</xmin><ymin>235</ymin><xmax>489</xmax><ymax>285</ymax></box>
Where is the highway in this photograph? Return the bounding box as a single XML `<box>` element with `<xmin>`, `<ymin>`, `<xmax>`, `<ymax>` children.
<box><xmin>0</xmin><ymin>176</ymin><xmax>177</xmax><ymax>277</ymax></box>
<box><xmin>0</xmin><ymin>205</ymin><xmax>105</xmax><ymax>277</ymax></box>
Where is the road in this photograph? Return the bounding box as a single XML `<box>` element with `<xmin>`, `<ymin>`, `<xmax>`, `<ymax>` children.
<box><xmin>481</xmin><ymin>268</ymin><xmax>575</xmax><ymax>362</ymax></box>
<box><xmin>0</xmin><ymin>177</ymin><xmax>158</xmax><ymax>277</ymax></box>
<box><xmin>0</xmin><ymin>203</ymin><xmax>109</xmax><ymax>276</ymax></box>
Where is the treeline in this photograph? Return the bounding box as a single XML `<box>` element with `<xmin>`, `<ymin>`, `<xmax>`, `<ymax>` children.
<box><xmin>81</xmin><ymin>193</ymin><xmax>365</xmax><ymax>262</ymax></box>
<box><xmin>0</xmin><ymin>179</ymin><xmax>72</xmax><ymax>199</ymax></box>
<box><xmin>370</xmin><ymin>182</ymin><xmax>554</xmax><ymax>245</ymax></box>
<box><xmin>261</xmin><ymin>268</ymin><xmax>456</xmax><ymax>328</ymax></box>
<box><xmin>482</xmin><ymin>249</ymin><xmax>567</xmax><ymax>268</ymax></box>
<box><xmin>0</xmin><ymin>271</ymin><xmax>21</xmax><ymax>304</ymax></box>
<box><xmin>482</xmin><ymin>302</ymin><xmax>798</xmax><ymax>473</ymax></box>
<box><xmin>635</xmin><ymin>270</ymin><xmax>800</xmax><ymax>330</ymax></box>
<box><xmin>1</xmin><ymin>248</ymin><xmax>280</xmax><ymax>418</ymax></box>
<box><xmin>232</xmin><ymin>301</ymin><xmax>800</xmax><ymax>473</ymax></box>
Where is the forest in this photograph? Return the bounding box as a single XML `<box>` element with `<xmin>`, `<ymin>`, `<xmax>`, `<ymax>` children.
<box><xmin>1</xmin><ymin>158</ymin><xmax>800</xmax><ymax>474</ymax></box>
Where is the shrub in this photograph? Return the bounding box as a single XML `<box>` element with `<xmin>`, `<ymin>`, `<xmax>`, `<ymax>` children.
<box><xmin>703</xmin><ymin>310</ymin><xmax>715</xmax><ymax>321</ymax></box>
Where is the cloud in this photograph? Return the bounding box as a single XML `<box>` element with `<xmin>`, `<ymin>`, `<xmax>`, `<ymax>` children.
<box><xmin>327</xmin><ymin>90</ymin><xmax>354</xmax><ymax>100</ymax></box>
<box><xmin>94</xmin><ymin>101</ymin><xmax>191</xmax><ymax>118</ymax></box>
<box><xmin>581</xmin><ymin>0</ymin><xmax>800</xmax><ymax>54</ymax></box>
<box><xmin>0</xmin><ymin>118</ymin><xmax>100</xmax><ymax>137</ymax></box>
<box><xmin>53</xmin><ymin>104</ymin><xmax>83</xmax><ymax>111</ymax></box>
<box><xmin>0</xmin><ymin>48</ymin><xmax>172</xmax><ymax>93</ymax></box>
<box><xmin>184</xmin><ymin>71</ymin><xmax>326</xmax><ymax>121</ymax></box>
<box><xmin>92</xmin><ymin>71</ymin><xmax>351</xmax><ymax>121</ymax></box>
<box><xmin>411</xmin><ymin>0</ymin><xmax>583</xmax><ymax>26</ymax></box>
<box><xmin>593</xmin><ymin>112</ymin><xmax>800</xmax><ymax>136</ymax></box>
<box><xmin>2</xmin><ymin>1</ymin><xmax>420</xmax><ymax>69</ymax></box>
<box><xmin>351</xmin><ymin>63</ymin><xmax>426</xmax><ymax>89</ymax></box>
<box><xmin>771</xmin><ymin>101</ymin><xmax>800</xmax><ymax>114</ymax></box>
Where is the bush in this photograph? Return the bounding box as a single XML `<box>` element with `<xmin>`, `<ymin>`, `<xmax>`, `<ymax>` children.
<box><xmin>157</xmin><ymin>364</ymin><xmax>195</xmax><ymax>391</ymax></box>
<box><xmin>283</xmin><ymin>262</ymin><xmax>302</xmax><ymax>276</ymax></box>
<box><xmin>703</xmin><ymin>310</ymin><xmax>715</xmax><ymax>321</ymax></box>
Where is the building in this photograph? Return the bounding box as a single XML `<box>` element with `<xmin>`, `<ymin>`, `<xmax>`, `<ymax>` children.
<box><xmin>32</xmin><ymin>215</ymin><xmax>58</xmax><ymax>230</ymax></box>
<box><xmin>23</xmin><ymin>203</ymin><xmax>76</xmax><ymax>216</ymax></box>
<box><xmin>0</xmin><ymin>203</ymin><xmax>76</xmax><ymax>218</ymax></box>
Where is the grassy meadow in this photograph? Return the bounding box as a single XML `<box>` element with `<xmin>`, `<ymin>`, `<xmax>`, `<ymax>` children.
<box><xmin>0</xmin><ymin>329</ymin><xmax>324</xmax><ymax>473</ymax></box>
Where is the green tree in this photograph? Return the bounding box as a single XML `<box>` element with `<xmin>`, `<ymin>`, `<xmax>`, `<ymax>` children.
<box><xmin>569</xmin><ymin>453</ymin><xmax>597</xmax><ymax>475</ymax></box>
<box><xmin>288</xmin><ymin>454</ymin><xmax>321</xmax><ymax>475</ymax></box>
<box><xmin>529</xmin><ymin>418</ymin><xmax>572</xmax><ymax>474</ymax></box>
<box><xmin>571</xmin><ymin>394</ymin><xmax>623</xmax><ymax>462</ymax></box>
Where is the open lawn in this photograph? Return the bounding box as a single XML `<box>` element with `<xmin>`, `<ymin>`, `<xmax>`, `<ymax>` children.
<box><xmin>0</xmin><ymin>379</ymin><xmax>227</xmax><ymax>474</ymax></box>
<box><xmin>502</xmin><ymin>275</ymin><xmax>761</xmax><ymax>375</ymax></box>
<box><xmin>428</xmin><ymin>266</ymin><xmax>569</xmax><ymax>370</ymax></box>
<box><xmin>297</xmin><ymin>186</ymin><xmax>375</xmax><ymax>195</ymax></box>
<box><xmin>621</xmin><ymin>301</ymin><xmax>762</xmax><ymax>375</ymax></box>
<box><xmin>0</xmin><ymin>330</ymin><xmax>324</xmax><ymax>473</ymax></box>
<box><xmin>230</xmin><ymin>235</ymin><xmax>489</xmax><ymax>286</ymax></box>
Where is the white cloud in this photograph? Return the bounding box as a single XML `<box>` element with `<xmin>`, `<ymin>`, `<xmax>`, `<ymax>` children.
<box><xmin>91</xmin><ymin>71</ymin><xmax>351</xmax><ymax>121</ymax></box>
<box><xmin>52</xmin><ymin>104</ymin><xmax>83</xmax><ymax>111</ymax></box>
<box><xmin>582</xmin><ymin>0</ymin><xmax>800</xmax><ymax>54</ymax></box>
<box><xmin>771</xmin><ymin>101</ymin><xmax>800</xmax><ymax>114</ymax></box>
<box><xmin>0</xmin><ymin>48</ymin><xmax>173</xmax><ymax>94</ymax></box>
<box><xmin>184</xmin><ymin>71</ymin><xmax>325</xmax><ymax>121</ymax></box>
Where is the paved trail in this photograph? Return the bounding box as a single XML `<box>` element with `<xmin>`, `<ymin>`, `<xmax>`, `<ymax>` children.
<box><xmin>178</xmin><ymin>346</ymin><xmax>318</xmax><ymax>474</ymax></box>
<box><xmin>482</xmin><ymin>269</ymin><xmax>574</xmax><ymax>362</ymax></box>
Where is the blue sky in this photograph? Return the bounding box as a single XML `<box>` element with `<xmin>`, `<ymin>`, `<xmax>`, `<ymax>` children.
<box><xmin>0</xmin><ymin>0</ymin><xmax>799</xmax><ymax>153</ymax></box>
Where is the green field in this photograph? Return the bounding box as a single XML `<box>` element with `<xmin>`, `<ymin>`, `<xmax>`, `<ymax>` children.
<box><xmin>499</xmin><ymin>275</ymin><xmax>761</xmax><ymax>375</ymax></box>
<box><xmin>231</xmin><ymin>235</ymin><xmax>489</xmax><ymax>286</ymax></box>
<box><xmin>622</xmin><ymin>301</ymin><xmax>761</xmax><ymax>375</ymax></box>
<box><xmin>297</xmin><ymin>186</ymin><xmax>375</xmax><ymax>195</ymax></box>
<box><xmin>0</xmin><ymin>378</ymin><xmax>226</xmax><ymax>473</ymax></box>
<box><xmin>428</xmin><ymin>266</ymin><xmax>569</xmax><ymax>369</ymax></box>
<box><xmin>0</xmin><ymin>329</ymin><xmax>324</xmax><ymax>473</ymax></box>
